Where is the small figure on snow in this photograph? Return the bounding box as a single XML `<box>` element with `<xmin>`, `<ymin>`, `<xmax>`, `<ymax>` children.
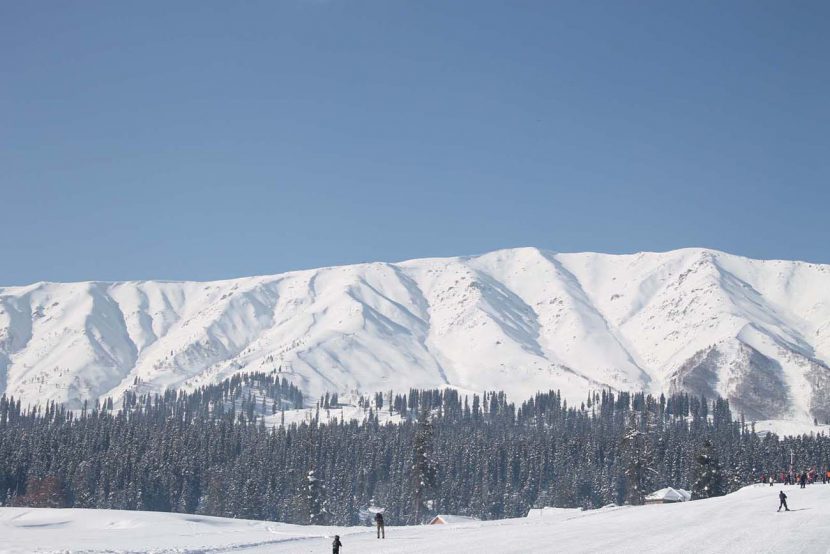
<box><xmin>769</xmin><ymin>475</ymin><xmax>774</xmax><ymax>487</ymax></box>
<box><xmin>778</xmin><ymin>490</ymin><xmax>789</xmax><ymax>512</ymax></box>
<box><xmin>800</xmin><ymin>471</ymin><xmax>807</xmax><ymax>489</ymax></box>
<box><xmin>375</xmin><ymin>512</ymin><xmax>385</xmax><ymax>539</ymax></box>
<box><xmin>332</xmin><ymin>535</ymin><xmax>342</xmax><ymax>554</ymax></box>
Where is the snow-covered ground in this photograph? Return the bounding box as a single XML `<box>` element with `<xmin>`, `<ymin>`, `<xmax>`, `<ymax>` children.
<box><xmin>273</xmin><ymin>406</ymin><xmax>830</xmax><ymax>437</ymax></box>
<box><xmin>3</xmin><ymin>484</ymin><xmax>830</xmax><ymax>553</ymax></box>
<box><xmin>3</xmin><ymin>247</ymin><xmax>830</xmax><ymax>423</ymax></box>
<box><xmin>754</xmin><ymin>419</ymin><xmax>830</xmax><ymax>437</ymax></box>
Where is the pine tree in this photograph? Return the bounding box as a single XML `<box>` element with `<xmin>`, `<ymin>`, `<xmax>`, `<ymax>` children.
<box><xmin>620</xmin><ymin>413</ymin><xmax>656</xmax><ymax>505</ymax></box>
<box><xmin>303</xmin><ymin>469</ymin><xmax>327</xmax><ymax>524</ymax></box>
<box><xmin>692</xmin><ymin>439</ymin><xmax>725</xmax><ymax>499</ymax></box>
<box><xmin>412</xmin><ymin>407</ymin><xmax>437</xmax><ymax>523</ymax></box>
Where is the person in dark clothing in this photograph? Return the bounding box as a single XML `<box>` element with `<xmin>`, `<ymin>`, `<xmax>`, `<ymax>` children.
<box><xmin>375</xmin><ymin>512</ymin><xmax>385</xmax><ymax>539</ymax></box>
<box><xmin>332</xmin><ymin>535</ymin><xmax>342</xmax><ymax>554</ymax></box>
<box><xmin>800</xmin><ymin>472</ymin><xmax>807</xmax><ymax>489</ymax></box>
<box><xmin>778</xmin><ymin>490</ymin><xmax>790</xmax><ymax>512</ymax></box>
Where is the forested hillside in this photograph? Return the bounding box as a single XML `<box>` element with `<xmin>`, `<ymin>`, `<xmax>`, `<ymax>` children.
<box><xmin>2</xmin><ymin>377</ymin><xmax>829</xmax><ymax>525</ymax></box>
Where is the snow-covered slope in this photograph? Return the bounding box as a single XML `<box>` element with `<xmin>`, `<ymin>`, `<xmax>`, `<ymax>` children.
<box><xmin>2</xmin><ymin>247</ymin><xmax>829</xmax><ymax>422</ymax></box>
<box><xmin>3</xmin><ymin>484</ymin><xmax>830</xmax><ymax>553</ymax></box>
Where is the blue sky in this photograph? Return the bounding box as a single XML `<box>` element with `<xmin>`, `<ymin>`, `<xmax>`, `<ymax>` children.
<box><xmin>2</xmin><ymin>1</ymin><xmax>828</xmax><ymax>284</ymax></box>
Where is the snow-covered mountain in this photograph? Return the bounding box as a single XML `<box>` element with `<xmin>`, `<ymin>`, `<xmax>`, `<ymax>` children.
<box><xmin>2</xmin><ymin>247</ymin><xmax>829</xmax><ymax>422</ymax></box>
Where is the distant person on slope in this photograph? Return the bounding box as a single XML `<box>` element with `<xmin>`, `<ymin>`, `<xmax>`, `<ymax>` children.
<box><xmin>332</xmin><ymin>535</ymin><xmax>343</xmax><ymax>554</ymax></box>
<box><xmin>769</xmin><ymin>475</ymin><xmax>774</xmax><ymax>486</ymax></box>
<box><xmin>375</xmin><ymin>512</ymin><xmax>385</xmax><ymax>539</ymax></box>
<box><xmin>800</xmin><ymin>472</ymin><xmax>807</xmax><ymax>489</ymax></box>
<box><xmin>778</xmin><ymin>490</ymin><xmax>790</xmax><ymax>512</ymax></box>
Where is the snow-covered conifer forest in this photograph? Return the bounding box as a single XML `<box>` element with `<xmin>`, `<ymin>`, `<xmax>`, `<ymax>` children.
<box><xmin>2</xmin><ymin>372</ymin><xmax>828</xmax><ymax>526</ymax></box>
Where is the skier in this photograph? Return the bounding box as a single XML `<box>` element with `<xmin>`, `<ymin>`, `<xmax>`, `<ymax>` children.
<box><xmin>332</xmin><ymin>535</ymin><xmax>343</xmax><ymax>554</ymax></box>
<box><xmin>778</xmin><ymin>490</ymin><xmax>789</xmax><ymax>512</ymax></box>
<box><xmin>769</xmin><ymin>475</ymin><xmax>774</xmax><ymax>487</ymax></box>
<box><xmin>800</xmin><ymin>472</ymin><xmax>807</xmax><ymax>489</ymax></box>
<box><xmin>375</xmin><ymin>511</ymin><xmax>385</xmax><ymax>539</ymax></box>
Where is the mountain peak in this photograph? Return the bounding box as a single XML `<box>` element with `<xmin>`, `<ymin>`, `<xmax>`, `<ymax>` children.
<box><xmin>2</xmin><ymin>248</ymin><xmax>829</xmax><ymax>423</ymax></box>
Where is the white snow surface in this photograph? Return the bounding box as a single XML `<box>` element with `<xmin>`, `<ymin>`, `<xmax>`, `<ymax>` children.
<box><xmin>2</xmin><ymin>484</ymin><xmax>830</xmax><ymax>553</ymax></box>
<box><xmin>2</xmin><ymin>247</ymin><xmax>830</xmax><ymax>423</ymax></box>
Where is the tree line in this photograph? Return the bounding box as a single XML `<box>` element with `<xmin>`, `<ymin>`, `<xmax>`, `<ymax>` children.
<box><xmin>1</xmin><ymin>376</ymin><xmax>829</xmax><ymax>525</ymax></box>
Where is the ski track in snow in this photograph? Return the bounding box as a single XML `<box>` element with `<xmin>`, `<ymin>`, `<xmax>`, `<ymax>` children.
<box><xmin>2</xmin><ymin>247</ymin><xmax>830</xmax><ymax>425</ymax></box>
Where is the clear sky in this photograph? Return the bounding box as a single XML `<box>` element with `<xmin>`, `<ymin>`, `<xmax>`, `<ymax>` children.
<box><xmin>2</xmin><ymin>1</ymin><xmax>828</xmax><ymax>284</ymax></box>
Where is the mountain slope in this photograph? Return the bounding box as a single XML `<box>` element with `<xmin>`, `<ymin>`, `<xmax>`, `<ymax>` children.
<box><xmin>1</xmin><ymin>247</ymin><xmax>829</xmax><ymax>421</ymax></box>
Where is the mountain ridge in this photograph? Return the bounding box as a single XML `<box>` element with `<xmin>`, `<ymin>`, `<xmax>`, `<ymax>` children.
<box><xmin>2</xmin><ymin>247</ymin><xmax>829</xmax><ymax>423</ymax></box>
<box><xmin>6</xmin><ymin>245</ymin><xmax>819</xmax><ymax>288</ymax></box>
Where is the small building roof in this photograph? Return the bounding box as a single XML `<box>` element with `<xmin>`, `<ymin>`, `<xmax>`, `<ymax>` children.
<box><xmin>429</xmin><ymin>514</ymin><xmax>479</xmax><ymax>524</ymax></box>
<box><xmin>645</xmin><ymin>487</ymin><xmax>691</xmax><ymax>502</ymax></box>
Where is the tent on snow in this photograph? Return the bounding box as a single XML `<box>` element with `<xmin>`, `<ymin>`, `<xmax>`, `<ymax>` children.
<box><xmin>644</xmin><ymin>487</ymin><xmax>692</xmax><ymax>504</ymax></box>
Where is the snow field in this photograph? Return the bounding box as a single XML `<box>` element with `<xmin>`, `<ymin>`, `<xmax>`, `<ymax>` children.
<box><xmin>2</xmin><ymin>484</ymin><xmax>830</xmax><ymax>553</ymax></box>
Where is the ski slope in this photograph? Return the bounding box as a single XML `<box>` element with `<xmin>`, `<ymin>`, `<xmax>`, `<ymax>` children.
<box><xmin>2</xmin><ymin>484</ymin><xmax>829</xmax><ymax>553</ymax></box>
<box><xmin>2</xmin><ymin>247</ymin><xmax>830</xmax><ymax>424</ymax></box>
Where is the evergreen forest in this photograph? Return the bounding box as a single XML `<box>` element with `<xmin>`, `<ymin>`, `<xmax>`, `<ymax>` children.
<box><xmin>2</xmin><ymin>372</ymin><xmax>829</xmax><ymax>525</ymax></box>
